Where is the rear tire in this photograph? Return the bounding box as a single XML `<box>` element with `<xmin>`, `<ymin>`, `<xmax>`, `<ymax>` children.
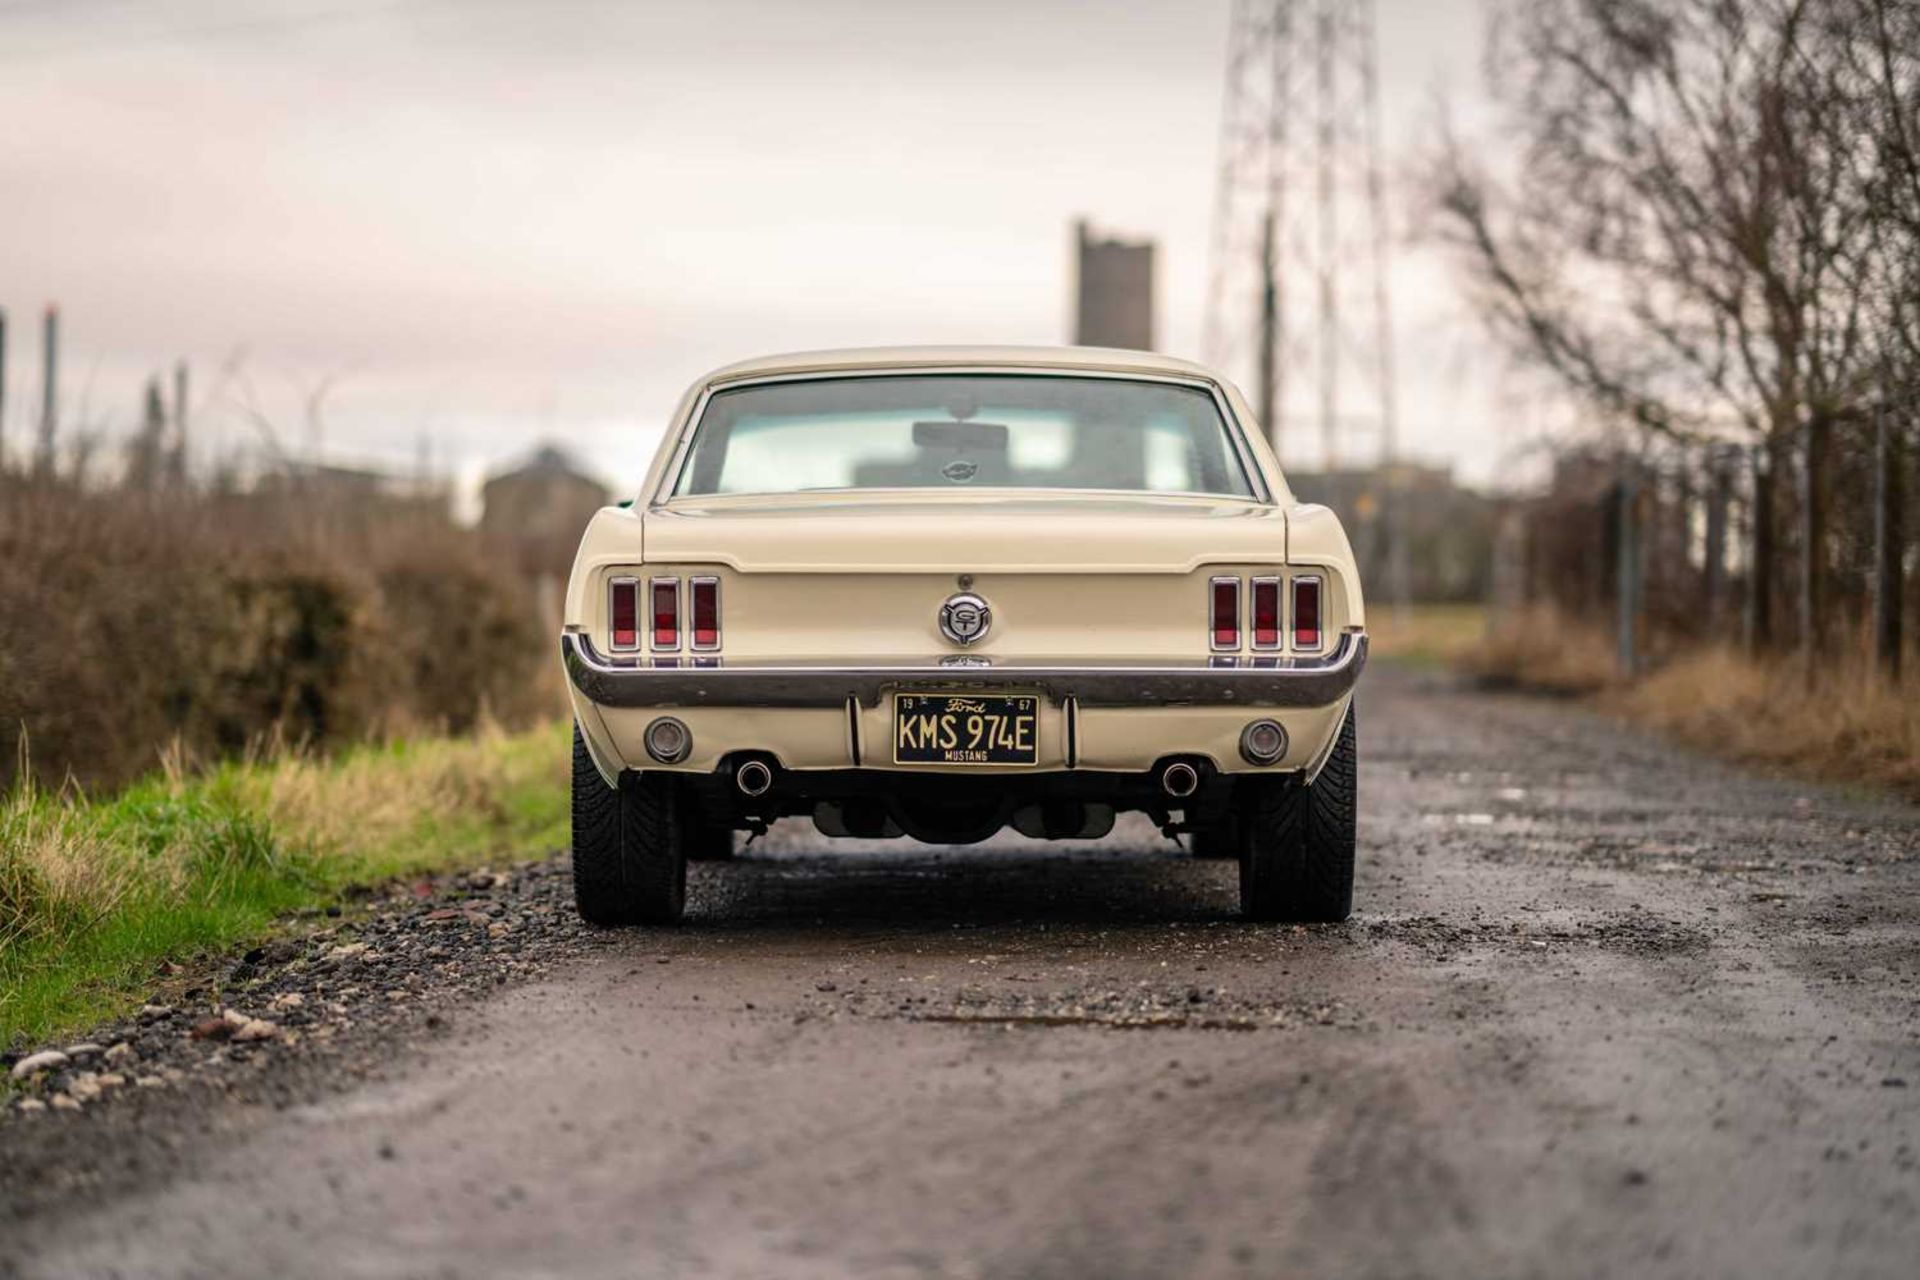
<box><xmin>571</xmin><ymin>724</ymin><xmax>687</xmax><ymax>925</ymax></box>
<box><xmin>1238</xmin><ymin>702</ymin><xmax>1357</xmax><ymax>922</ymax></box>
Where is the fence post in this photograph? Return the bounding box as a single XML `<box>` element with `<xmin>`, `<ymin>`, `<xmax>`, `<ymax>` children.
<box><xmin>0</xmin><ymin>306</ymin><xmax>8</xmax><ymax>469</ymax></box>
<box><xmin>1749</xmin><ymin>440</ymin><xmax>1775</xmax><ymax>653</ymax></box>
<box><xmin>35</xmin><ymin>304</ymin><xmax>58</xmax><ymax>477</ymax></box>
<box><xmin>1799</xmin><ymin>413</ymin><xmax>1827</xmax><ymax>673</ymax></box>
<box><xmin>1874</xmin><ymin>402</ymin><xmax>1905</xmax><ymax>681</ymax></box>
<box><xmin>1704</xmin><ymin>446</ymin><xmax>1730</xmax><ymax>636</ymax></box>
<box><xmin>169</xmin><ymin>360</ymin><xmax>190</xmax><ymax>488</ymax></box>
<box><xmin>1617</xmin><ymin>460</ymin><xmax>1640</xmax><ymax>678</ymax></box>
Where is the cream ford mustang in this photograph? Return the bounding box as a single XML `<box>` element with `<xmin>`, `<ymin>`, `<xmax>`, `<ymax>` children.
<box><xmin>560</xmin><ymin>346</ymin><xmax>1366</xmax><ymax>925</ymax></box>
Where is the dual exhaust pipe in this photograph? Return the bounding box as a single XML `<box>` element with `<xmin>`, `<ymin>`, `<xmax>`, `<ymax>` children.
<box><xmin>735</xmin><ymin>758</ymin><xmax>774</xmax><ymax>798</ymax></box>
<box><xmin>1160</xmin><ymin>760</ymin><xmax>1201</xmax><ymax>798</ymax></box>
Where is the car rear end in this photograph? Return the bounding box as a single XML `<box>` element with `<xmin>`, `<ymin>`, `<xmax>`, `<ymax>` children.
<box><xmin>561</xmin><ymin>349</ymin><xmax>1366</xmax><ymax>924</ymax></box>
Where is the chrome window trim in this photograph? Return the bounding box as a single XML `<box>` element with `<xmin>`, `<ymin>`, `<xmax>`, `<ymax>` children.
<box><xmin>649</xmin><ymin>576</ymin><xmax>682</xmax><ymax>653</ymax></box>
<box><xmin>689</xmin><ymin>574</ymin><xmax>721</xmax><ymax>652</ymax></box>
<box><xmin>1208</xmin><ymin>574</ymin><xmax>1242</xmax><ymax>653</ymax></box>
<box><xmin>650</xmin><ymin>366</ymin><xmax>1274</xmax><ymax>509</ymax></box>
<box><xmin>607</xmin><ymin>575</ymin><xmax>641</xmax><ymax>653</ymax></box>
<box><xmin>1249</xmin><ymin>575</ymin><xmax>1282</xmax><ymax>650</ymax></box>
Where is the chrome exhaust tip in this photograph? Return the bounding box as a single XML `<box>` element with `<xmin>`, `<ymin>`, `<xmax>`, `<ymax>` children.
<box><xmin>735</xmin><ymin>759</ymin><xmax>773</xmax><ymax>797</ymax></box>
<box><xmin>1161</xmin><ymin>761</ymin><xmax>1200</xmax><ymax>798</ymax></box>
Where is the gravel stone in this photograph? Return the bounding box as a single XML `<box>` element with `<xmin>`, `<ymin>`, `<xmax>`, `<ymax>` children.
<box><xmin>9</xmin><ymin>1051</ymin><xmax>70</xmax><ymax>1082</ymax></box>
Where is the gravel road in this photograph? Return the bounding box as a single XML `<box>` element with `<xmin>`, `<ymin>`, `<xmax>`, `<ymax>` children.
<box><xmin>4</xmin><ymin>664</ymin><xmax>1918</xmax><ymax>1279</ymax></box>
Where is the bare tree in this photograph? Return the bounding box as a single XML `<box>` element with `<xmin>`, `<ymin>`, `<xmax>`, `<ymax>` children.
<box><xmin>1433</xmin><ymin>0</ymin><xmax>1914</xmax><ymax>650</ymax></box>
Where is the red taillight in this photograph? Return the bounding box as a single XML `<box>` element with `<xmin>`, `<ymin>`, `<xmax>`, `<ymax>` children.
<box><xmin>1210</xmin><ymin>576</ymin><xmax>1240</xmax><ymax>650</ymax></box>
<box><xmin>1251</xmin><ymin>577</ymin><xmax>1281</xmax><ymax>649</ymax></box>
<box><xmin>690</xmin><ymin>577</ymin><xmax>720</xmax><ymax>651</ymax></box>
<box><xmin>1292</xmin><ymin>576</ymin><xmax>1322</xmax><ymax>650</ymax></box>
<box><xmin>651</xmin><ymin>577</ymin><xmax>680</xmax><ymax>650</ymax></box>
<box><xmin>609</xmin><ymin>577</ymin><xmax>639</xmax><ymax>651</ymax></box>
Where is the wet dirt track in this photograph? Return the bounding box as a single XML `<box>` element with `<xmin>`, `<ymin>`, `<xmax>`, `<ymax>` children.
<box><xmin>6</xmin><ymin>663</ymin><xmax>1919</xmax><ymax>1279</ymax></box>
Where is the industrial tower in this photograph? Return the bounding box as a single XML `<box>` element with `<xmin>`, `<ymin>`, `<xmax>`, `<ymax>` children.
<box><xmin>1203</xmin><ymin>0</ymin><xmax>1406</xmax><ymax>608</ymax></box>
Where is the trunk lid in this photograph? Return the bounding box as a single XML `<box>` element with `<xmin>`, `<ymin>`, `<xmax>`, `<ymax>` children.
<box><xmin>642</xmin><ymin>493</ymin><xmax>1285</xmax><ymax>574</ymax></box>
<box><xmin>636</xmin><ymin>494</ymin><xmax>1290</xmax><ymax>661</ymax></box>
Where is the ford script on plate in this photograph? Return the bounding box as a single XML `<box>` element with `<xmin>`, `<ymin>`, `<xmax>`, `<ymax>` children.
<box><xmin>893</xmin><ymin>693</ymin><xmax>1039</xmax><ymax>765</ymax></box>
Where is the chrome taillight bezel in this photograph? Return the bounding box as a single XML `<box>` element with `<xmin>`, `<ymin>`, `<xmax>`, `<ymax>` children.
<box><xmin>689</xmin><ymin>575</ymin><xmax>721</xmax><ymax>652</ymax></box>
<box><xmin>607</xmin><ymin>576</ymin><xmax>640</xmax><ymax>652</ymax></box>
<box><xmin>1250</xmin><ymin>576</ymin><xmax>1282</xmax><ymax>650</ymax></box>
<box><xmin>650</xmin><ymin>576</ymin><xmax>681</xmax><ymax>651</ymax></box>
<box><xmin>1291</xmin><ymin>574</ymin><xmax>1324</xmax><ymax>652</ymax></box>
<box><xmin>1208</xmin><ymin>575</ymin><xmax>1241</xmax><ymax>652</ymax></box>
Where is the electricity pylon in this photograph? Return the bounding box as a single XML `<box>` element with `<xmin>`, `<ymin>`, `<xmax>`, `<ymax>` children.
<box><xmin>1203</xmin><ymin>0</ymin><xmax>1409</xmax><ymax>614</ymax></box>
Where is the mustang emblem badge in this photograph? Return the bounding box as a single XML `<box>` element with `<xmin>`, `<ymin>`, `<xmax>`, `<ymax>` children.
<box><xmin>938</xmin><ymin>592</ymin><xmax>992</xmax><ymax>646</ymax></box>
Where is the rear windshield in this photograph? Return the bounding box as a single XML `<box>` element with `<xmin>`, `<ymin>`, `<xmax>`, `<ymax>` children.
<box><xmin>669</xmin><ymin>374</ymin><xmax>1257</xmax><ymax>499</ymax></box>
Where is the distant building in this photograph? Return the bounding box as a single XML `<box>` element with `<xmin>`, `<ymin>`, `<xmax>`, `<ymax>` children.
<box><xmin>481</xmin><ymin>443</ymin><xmax>610</xmax><ymax>580</ymax></box>
<box><xmin>1073</xmin><ymin>219</ymin><xmax>1155</xmax><ymax>351</ymax></box>
<box><xmin>1288</xmin><ymin>462</ymin><xmax>1496</xmax><ymax>603</ymax></box>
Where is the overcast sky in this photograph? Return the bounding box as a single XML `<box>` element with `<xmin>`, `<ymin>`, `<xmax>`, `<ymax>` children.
<box><xmin>0</xmin><ymin>0</ymin><xmax>1533</xmax><ymax>502</ymax></box>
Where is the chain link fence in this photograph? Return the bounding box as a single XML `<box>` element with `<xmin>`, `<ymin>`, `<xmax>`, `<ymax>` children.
<box><xmin>1492</xmin><ymin>402</ymin><xmax>1915</xmax><ymax>680</ymax></box>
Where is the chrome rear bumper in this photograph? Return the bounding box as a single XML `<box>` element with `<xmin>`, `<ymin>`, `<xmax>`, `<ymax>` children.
<box><xmin>561</xmin><ymin>630</ymin><xmax>1366</xmax><ymax>711</ymax></box>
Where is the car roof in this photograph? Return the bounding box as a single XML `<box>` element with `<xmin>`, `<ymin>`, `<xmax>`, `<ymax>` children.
<box><xmin>696</xmin><ymin>345</ymin><xmax>1223</xmax><ymax>387</ymax></box>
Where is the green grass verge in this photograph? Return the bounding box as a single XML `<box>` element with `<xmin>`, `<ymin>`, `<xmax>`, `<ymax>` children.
<box><xmin>0</xmin><ymin>721</ymin><xmax>569</xmax><ymax>1053</ymax></box>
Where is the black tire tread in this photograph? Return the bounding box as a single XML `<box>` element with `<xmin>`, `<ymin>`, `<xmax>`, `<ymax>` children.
<box><xmin>1300</xmin><ymin>702</ymin><xmax>1358</xmax><ymax>917</ymax></box>
<box><xmin>621</xmin><ymin>771</ymin><xmax>687</xmax><ymax>924</ymax></box>
<box><xmin>571</xmin><ymin>724</ymin><xmax>635</xmax><ymax>925</ymax></box>
<box><xmin>570</xmin><ymin>724</ymin><xmax>687</xmax><ymax>926</ymax></box>
<box><xmin>1238</xmin><ymin>702</ymin><xmax>1357</xmax><ymax>922</ymax></box>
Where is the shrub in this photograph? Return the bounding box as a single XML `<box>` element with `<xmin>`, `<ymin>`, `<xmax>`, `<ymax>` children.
<box><xmin>0</xmin><ymin>478</ymin><xmax>555</xmax><ymax>792</ymax></box>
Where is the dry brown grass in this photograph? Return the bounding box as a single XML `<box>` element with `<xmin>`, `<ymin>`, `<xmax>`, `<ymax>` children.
<box><xmin>1464</xmin><ymin>606</ymin><xmax>1621</xmax><ymax>696</ymax></box>
<box><xmin>1608</xmin><ymin>646</ymin><xmax>1920</xmax><ymax>800</ymax></box>
<box><xmin>1467</xmin><ymin>607</ymin><xmax>1920</xmax><ymax>799</ymax></box>
<box><xmin>252</xmin><ymin>715</ymin><xmax>564</xmax><ymax>867</ymax></box>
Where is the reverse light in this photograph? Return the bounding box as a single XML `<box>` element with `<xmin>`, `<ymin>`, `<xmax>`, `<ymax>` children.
<box><xmin>1292</xmin><ymin>575</ymin><xmax>1323</xmax><ymax>651</ymax></box>
<box><xmin>690</xmin><ymin>576</ymin><xmax>720</xmax><ymax>651</ymax></box>
<box><xmin>1239</xmin><ymin>718</ymin><xmax>1289</xmax><ymax>766</ymax></box>
<box><xmin>608</xmin><ymin>577</ymin><xmax>639</xmax><ymax>651</ymax></box>
<box><xmin>643</xmin><ymin>716</ymin><xmax>691</xmax><ymax>764</ymax></box>
<box><xmin>651</xmin><ymin>577</ymin><xmax>680</xmax><ymax>650</ymax></box>
<box><xmin>1251</xmin><ymin>577</ymin><xmax>1281</xmax><ymax>649</ymax></box>
<box><xmin>1209</xmin><ymin>576</ymin><xmax>1240</xmax><ymax>651</ymax></box>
